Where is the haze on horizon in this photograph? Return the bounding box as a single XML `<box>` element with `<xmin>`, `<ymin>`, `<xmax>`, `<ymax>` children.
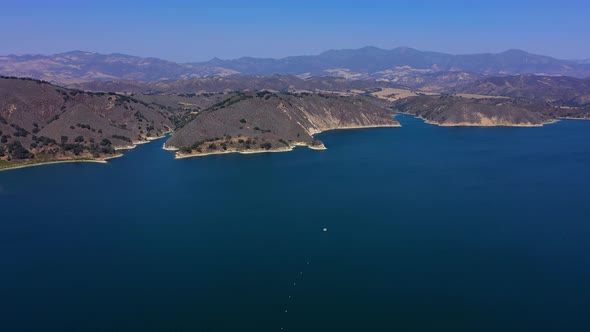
<box><xmin>1</xmin><ymin>0</ymin><xmax>589</xmax><ymax>62</ymax></box>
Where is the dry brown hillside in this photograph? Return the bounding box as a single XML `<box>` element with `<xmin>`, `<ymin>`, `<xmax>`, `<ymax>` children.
<box><xmin>0</xmin><ymin>77</ymin><xmax>172</xmax><ymax>166</ymax></box>
<box><xmin>165</xmin><ymin>91</ymin><xmax>399</xmax><ymax>157</ymax></box>
<box><xmin>392</xmin><ymin>95</ymin><xmax>556</xmax><ymax>127</ymax></box>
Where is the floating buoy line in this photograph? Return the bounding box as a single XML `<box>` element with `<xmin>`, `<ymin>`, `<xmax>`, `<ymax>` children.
<box><xmin>279</xmin><ymin>227</ymin><xmax>329</xmax><ymax>331</ymax></box>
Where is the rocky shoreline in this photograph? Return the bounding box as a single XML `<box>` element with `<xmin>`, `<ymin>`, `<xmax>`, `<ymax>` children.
<box><xmin>170</xmin><ymin>124</ymin><xmax>403</xmax><ymax>159</ymax></box>
<box><xmin>0</xmin><ymin>134</ymin><xmax>172</xmax><ymax>172</ymax></box>
<box><xmin>0</xmin><ymin>154</ymin><xmax>122</xmax><ymax>172</ymax></box>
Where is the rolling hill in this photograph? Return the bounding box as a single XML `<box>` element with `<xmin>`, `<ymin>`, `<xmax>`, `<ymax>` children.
<box><xmin>392</xmin><ymin>95</ymin><xmax>557</xmax><ymax>127</ymax></box>
<box><xmin>0</xmin><ymin>76</ymin><xmax>172</xmax><ymax>167</ymax></box>
<box><xmin>68</xmin><ymin>75</ymin><xmax>396</xmax><ymax>94</ymax></box>
<box><xmin>165</xmin><ymin>91</ymin><xmax>400</xmax><ymax>157</ymax></box>
<box><xmin>452</xmin><ymin>75</ymin><xmax>590</xmax><ymax>107</ymax></box>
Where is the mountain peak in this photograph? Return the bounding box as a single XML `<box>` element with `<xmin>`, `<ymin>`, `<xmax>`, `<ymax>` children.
<box><xmin>393</xmin><ymin>46</ymin><xmax>418</xmax><ymax>51</ymax></box>
<box><xmin>500</xmin><ymin>49</ymin><xmax>531</xmax><ymax>56</ymax></box>
<box><xmin>58</xmin><ymin>50</ymin><xmax>96</xmax><ymax>56</ymax></box>
<box><xmin>358</xmin><ymin>46</ymin><xmax>387</xmax><ymax>51</ymax></box>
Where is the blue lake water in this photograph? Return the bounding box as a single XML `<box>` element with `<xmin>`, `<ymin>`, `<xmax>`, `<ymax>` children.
<box><xmin>1</xmin><ymin>114</ymin><xmax>590</xmax><ymax>331</ymax></box>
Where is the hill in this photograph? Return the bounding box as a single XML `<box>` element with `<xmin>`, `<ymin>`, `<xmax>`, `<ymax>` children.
<box><xmin>68</xmin><ymin>75</ymin><xmax>396</xmax><ymax>94</ymax></box>
<box><xmin>392</xmin><ymin>95</ymin><xmax>556</xmax><ymax>127</ymax></box>
<box><xmin>0</xmin><ymin>77</ymin><xmax>172</xmax><ymax>168</ymax></box>
<box><xmin>165</xmin><ymin>91</ymin><xmax>399</xmax><ymax>158</ymax></box>
<box><xmin>452</xmin><ymin>75</ymin><xmax>590</xmax><ymax>107</ymax></box>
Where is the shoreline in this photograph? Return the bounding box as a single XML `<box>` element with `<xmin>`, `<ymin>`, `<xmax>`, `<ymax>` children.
<box><xmin>169</xmin><ymin>122</ymin><xmax>402</xmax><ymax>159</ymax></box>
<box><xmin>115</xmin><ymin>132</ymin><xmax>171</xmax><ymax>150</ymax></box>
<box><xmin>423</xmin><ymin>119</ymin><xmax>559</xmax><ymax>127</ymax></box>
<box><xmin>169</xmin><ymin>124</ymin><xmax>402</xmax><ymax>159</ymax></box>
<box><xmin>0</xmin><ymin>157</ymin><xmax>113</xmax><ymax>172</ymax></box>
<box><xmin>397</xmin><ymin>112</ymin><xmax>559</xmax><ymax>127</ymax></box>
<box><xmin>174</xmin><ymin>144</ymin><xmax>321</xmax><ymax>160</ymax></box>
<box><xmin>309</xmin><ymin>123</ymin><xmax>402</xmax><ymax>135</ymax></box>
<box><xmin>0</xmin><ymin>132</ymin><xmax>167</xmax><ymax>172</ymax></box>
<box><xmin>558</xmin><ymin>117</ymin><xmax>590</xmax><ymax>121</ymax></box>
<box><xmin>114</xmin><ymin>140</ymin><xmax>151</xmax><ymax>151</ymax></box>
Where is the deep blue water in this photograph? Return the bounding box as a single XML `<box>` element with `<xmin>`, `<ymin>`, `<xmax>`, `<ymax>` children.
<box><xmin>1</xmin><ymin>114</ymin><xmax>590</xmax><ymax>332</ymax></box>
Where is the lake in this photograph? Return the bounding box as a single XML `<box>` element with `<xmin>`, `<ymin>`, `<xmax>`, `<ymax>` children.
<box><xmin>1</xmin><ymin>114</ymin><xmax>590</xmax><ymax>331</ymax></box>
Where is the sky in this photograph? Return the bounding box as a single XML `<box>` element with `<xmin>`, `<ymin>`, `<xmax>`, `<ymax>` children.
<box><xmin>1</xmin><ymin>0</ymin><xmax>589</xmax><ymax>62</ymax></box>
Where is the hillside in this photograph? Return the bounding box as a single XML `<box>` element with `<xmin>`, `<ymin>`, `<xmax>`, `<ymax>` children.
<box><xmin>0</xmin><ymin>77</ymin><xmax>172</xmax><ymax>168</ymax></box>
<box><xmin>452</xmin><ymin>75</ymin><xmax>590</xmax><ymax>107</ymax></box>
<box><xmin>165</xmin><ymin>91</ymin><xmax>400</xmax><ymax>158</ymax></box>
<box><xmin>69</xmin><ymin>75</ymin><xmax>396</xmax><ymax>94</ymax></box>
<box><xmin>392</xmin><ymin>95</ymin><xmax>556</xmax><ymax>127</ymax></box>
<box><xmin>384</xmin><ymin>70</ymin><xmax>482</xmax><ymax>92</ymax></box>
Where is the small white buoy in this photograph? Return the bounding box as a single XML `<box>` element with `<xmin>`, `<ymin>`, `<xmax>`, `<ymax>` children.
<box><xmin>323</xmin><ymin>228</ymin><xmax>328</xmax><ymax>232</ymax></box>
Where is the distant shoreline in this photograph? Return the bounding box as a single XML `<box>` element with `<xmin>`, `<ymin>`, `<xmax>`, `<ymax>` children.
<box><xmin>558</xmin><ymin>117</ymin><xmax>590</xmax><ymax>121</ymax></box>
<box><xmin>0</xmin><ymin>155</ymin><xmax>122</xmax><ymax>172</ymax></box>
<box><xmin>309</xmin><ymin>123</ymin><xmax>402</xmax><ymax>135</ymax></box>
<box><xmin>174</xmin><ymin>142</ymin><xmax>326</xmax><ymax>159</ymax></box>
<box><xmin>0</xmin><ymin>135</ymin><xmax>171</xmax><ymax>172</ymax></box>
<box><xmin>115</xmin><ymin>133</ymin><xmax>171</xmax><ymax>151</ymax></box>
<box><xmin>397</xmin><ymin>111</ymin><xmax>559</xmax><ymax>127</ymax></box>
<box><xmin>423</xmin><ymin>119</ymin><xmax>559</xmax><ymax>127</ymax></box>
<box><xmin>171</xmin><ymin>124</ymin><xmax>402</xmax><ymax>160</ymax></box>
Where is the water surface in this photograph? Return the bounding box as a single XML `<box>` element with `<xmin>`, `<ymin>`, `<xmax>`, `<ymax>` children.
<box><xmin>1</xmin><ymin>115</ymin><xmax>590</xmax><ymax>331</ymax></box>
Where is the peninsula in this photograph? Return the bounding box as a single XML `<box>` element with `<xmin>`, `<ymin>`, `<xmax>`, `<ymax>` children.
<box><xmin>392</xmin><ymin>95</ymin><xmax>559</xmax><ymax>127</ymax></box>
<box><xmin>164</xmin><ymin>91</ymin><xmax>400</xmax><ymax>158</ymax></box>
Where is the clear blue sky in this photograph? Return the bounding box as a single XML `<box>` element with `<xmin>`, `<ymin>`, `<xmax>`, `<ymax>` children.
<box><xmin>1</xmin><ymin>0</ymin><xmax>588</xmax><ymax>62</ymax></box>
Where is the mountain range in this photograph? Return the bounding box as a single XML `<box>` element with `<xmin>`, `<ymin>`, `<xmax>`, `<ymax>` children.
<box><xmin>195</xmin><ymin>47</ymin><xmax>590</xmax><ymax>78</ymax></box>
<box><xmin>2</xmin><ymin>47</ymin><xmax>589</xmax><ymax>86</ymax></box>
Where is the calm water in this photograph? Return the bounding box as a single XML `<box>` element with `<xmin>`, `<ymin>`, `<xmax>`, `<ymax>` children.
<box><xmin>1</xmin><ymin>114</ymin><xmax>590</xmax><ymax>332</ymax></box>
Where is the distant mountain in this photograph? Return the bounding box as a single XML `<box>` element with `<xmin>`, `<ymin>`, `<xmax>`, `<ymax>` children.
<box><xmin>193</xmin><ymin>47</ymin><xmax>590</xmax><ymax>78</ymax></box>
<box><xmin>1</xmin><ymin>47</ymin><xmax>589</xmax><ymax>86</ymax></box>
<box><xmin>452</xmin><ymin>75</ymin><xmax>590</xmax><ymax>107</ymax></box>
<box><xmin>0</xmin><ymin>51</ymin><xmax>236</xmax><ymax>85</ymax></box>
